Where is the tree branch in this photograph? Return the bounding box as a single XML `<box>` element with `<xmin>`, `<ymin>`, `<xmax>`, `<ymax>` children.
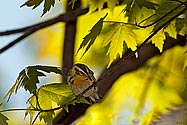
<box><xmin>0</xmin><ymin>7</ymin><xmax>88</xmax><ymax>54</ymax></box>
<box><xmin>55</xmin><ymin>35</ymin><xmax>187</xmax><ymax>125</ymax></box>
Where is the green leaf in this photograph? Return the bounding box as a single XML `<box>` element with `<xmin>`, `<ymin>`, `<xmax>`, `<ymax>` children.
<box><xmin>107</xmin><ymin>0</ymin><xmax>119</xmax><ymax>12</ymax></box>
<box><xmin>153</xmin><ymin>0</ymin><xmax>185</xmax><ymax>33</ymax></box>
<box><xmin>123</xmin><ymin>0</ymin><xmax>157</xmax><ymax>23</ymax></box>
<box><xmin>25</xmin><ymin>83</ymin><xmax>77</xmax><ymax>123</ymax></box>
<box><xmin>0</xmin><ymin>113</ymin><xmax>8</xmax><ymax>125</ymax></box>
<box><xmin>42</xmin><ymin>0</ymin><xmax>55</xmax><ymax>16</ymax></box>
<box><xmin>89</xmin><ymin>0</ymin><xmax>105</xmax><ymax>12</ymax></box>
<box><xmin>25</xmin><ymin>106</ymin><xmax>36</xmax><ymax>124</ymax></box>
<box><xmin>39</xmin><ymin>112</ymin><xmax>55</xmax><ymax>123</ymax></box>
<box><xmin>2</xmin><ymin>65</ymin><xmax>62</xmax><ymax>103</ymax></box>
<box><xmin>176</xmin><ymin>18</ymin><xmax>187</xmax><ymax>36</ymax></box>
<box><xmin>21</xmin><ymin>0</ymin><xmax>43</xmax><ymax>9</ymax></box>
<box><xmin>77</xmin><ymin>14</ymin><xmax>108</xmax><ymax>57</ymax></box>
<box><xmin>164</xmin><ymin>20</ymin><xmax>177</xmax><ymax>39</ymax></box>
<box><xmin>152</xmin><ymin>30</ymin><xmax>166</xmax><ymax>52</ymax></box>
<box><xmin>38</xmin><ymin>83</ymin><xmax>74</xmax><ymax>106</ymax></box>
<box><xmin>21</xmin><ymin>0</ymin><xmax>55</xmax><ymax>16</ymax></box>
<box><xmin>102</xmin><ymin>23</ymin><xmax>137</xmax><ymax>66</ymax></box>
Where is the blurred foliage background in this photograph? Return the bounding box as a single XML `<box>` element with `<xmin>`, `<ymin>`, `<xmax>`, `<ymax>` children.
<box><xmin>0</xmin><ymin>0</ymin><xmax>187</xmax><ymax>125</ymax></box>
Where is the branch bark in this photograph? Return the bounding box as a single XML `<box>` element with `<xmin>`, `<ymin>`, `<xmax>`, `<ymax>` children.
<box><xmin>54</xmin><ymin>35</ymin><xmax>187</xmax><ymax>125</ymax></box>
<box><xmin>0</xmin><ymin>7</ymin><xmax>88</xmax><ymax>54</ymax></box>
<box><xmin>62</xmin><ymin>0</ymin><xmax>81</xmax><ymax>82</ymax></box>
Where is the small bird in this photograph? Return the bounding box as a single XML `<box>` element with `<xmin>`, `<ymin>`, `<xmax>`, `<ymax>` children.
<box><xmin>67</xmin><ymin>63</ymin><xmax>100</xmax><ymax>103</ymax></box>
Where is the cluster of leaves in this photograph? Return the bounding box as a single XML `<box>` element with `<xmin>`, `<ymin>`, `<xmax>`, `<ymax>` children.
<box><xmin>0</xmin><ymin>66</ymin><xmax>88</xmax><ymax>124</ymax></box>
<box><xmin>19</xmin><ymin>0</ymin><xmax>187</xmax><ymax>66</ymax></box>
<box><xmin>1</xmin><ymin>0</ymin><xmax>187</xmax><ymax>124</ymax></box>
<box><xmin>77</xmin><ymin>0</ymin><xmax>187</xmax><ymax>66</ymax></box>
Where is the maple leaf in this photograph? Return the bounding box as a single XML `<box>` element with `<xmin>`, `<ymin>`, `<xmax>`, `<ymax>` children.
<box><xmin>153</xmin><ymin>0</ymin><xmax>185</xmax><ymax>33</ymax></box>
<box><xmin>102</xmin><ymin>23</ymin><xmax>137</xmax><ymax>66</ymax></box>
<box><xmin>164</xmin><ymin>20</ymin><xmax>177</xmax><ymax>39</ymax></box>
<box><xmin>21</xmin><ymin>0</ymin><xmax>55</xmax><ymax>16</ymax></box>
<box><xmin>89</xmin><ymin>0</ymin><xmax>105</xmax><ymax>12</ymax></box>
<box><xmin>77</xmin><ymin>14</ymin><xmax>108</xmax><ymax>57</ymax></box>
<box><xmin>152</xmin><ymin>30</ymin><xmax>165</xmax><ymax>53</ymax></box>
<box><xmin>2</xmin><ymin>65</ymin><xmax>62</xmax><ymax>102</ymax></box>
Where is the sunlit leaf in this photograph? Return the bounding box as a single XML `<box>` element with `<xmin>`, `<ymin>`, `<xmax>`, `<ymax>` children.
<box><xmin>107</xmin><ymin>0</ymin><xmax>118</xmax><ymax>12</ymax></box>
<box><xmin>164</xmin><ymin>20</ymin><xmax>177</xmax><ymax>39</ymax></box>
<box><xmin>38</xmin><ymin>83</ymin><xmax>74</xmax><ymax>106</ymax></box>
<box><xmin>2</xmin><ymin>65</ymin><xmax>62</xmax><ymax>103</ymax></box>
<box><xmin>39</xmin><ymin>112</ymin><xmax>55</xmax><ymax>123</ymax></box>
<box><xmin>123</xmin><ymin>0</ymin><xmax>157</xmax><ymax>23</ymax></box>
<box><xmin>102</xmin><ymin>23</ymin><xmax>137</xmax><ymax>66</ymax></box>
<box><xmin>152</xmin><ymin>30</ymin><xmax>165</xmax><ymax>52</ymax></box>
<box><xmin>25</xmin><ymin>83</ymin><xmax>92</xmax><ymax>123</ymax></box>
<box><xmin>77</xmin><ymin>14</ymin><xmax>108</xmax><ymax>57</ymax></box>
<box><xmin>153</xmin><ymin>0</ymin><xmax>185</xmax><ymax>33</ymax></box>
<box><xmin>0</xmin><ymin>113</ymin><xmax>8</xmax><ymax>125</ymax></box>
<box><xmin>89</xmin><ymin>0</ymin><xmax>105</xmax><ymax>12</ymax></box>
<box><xmin>135</xmin><ymin>7</ymin><xmax>155</xmax><ymax>25</ymax></box>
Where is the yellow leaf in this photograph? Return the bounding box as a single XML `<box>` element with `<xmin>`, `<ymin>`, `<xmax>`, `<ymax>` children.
<box><xmin>121</xmin><ymin>24</ymin><xmax>137</xmax><ymax>51</ymax></box>
<box><xmin>107</xmin><ymin>0</ymin><xmax>119</xmax><ymax>12</ymax></box>
<box><xmin>89</xmin><ymin>0</ymin><xmax>105</xmax><ymax>12</ymax></box>
<box><xmin>102</xmin><ymin>23</ymin><xmax>137</xmax><ymax>66</ymax></box>
<box><xmin>164</xmin><ymin>20</ymin><xmax>177</xmax><ymax>39</ymax></box>
<box><xmin>107</xmin><ymin>25</ymin><xmax>124</xmax><ymax>66</ymax></box>
<box><xmin>152</xmin><ymin>30</ymin><xmax>165</xmax><ymax>52</ymax></box>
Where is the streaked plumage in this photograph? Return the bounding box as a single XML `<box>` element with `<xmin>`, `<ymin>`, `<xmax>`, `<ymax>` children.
<box><xmin>67</xmin><ymin>63</ymin><xmax>100</xmax><ymax>102</ymax></box>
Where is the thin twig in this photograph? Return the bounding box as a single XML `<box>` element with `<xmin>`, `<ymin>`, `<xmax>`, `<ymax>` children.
<box><xmin>0</xmin><ymin>108</ymin><xmax>37</xmax><ymax>112</ymax></box>
<box><xmin>31</xmin><ymin>112</ymin><xmax>41</xmax><ymax>125</ymax></box>
<box><xmin>0</xmin><ymin>7</ymin><xmax>88</xmax><ymax>54</ymax></box>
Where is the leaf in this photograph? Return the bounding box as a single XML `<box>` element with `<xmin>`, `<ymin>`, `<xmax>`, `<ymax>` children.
<box><xmin>164</xmin><ymin>20</ymin><xmax>177</xmax><ymax>39</ymax></box>
<box><xmin>2</xmin><ymin>65</ymin><xmax>62</xmax><ymax>103</ymax></box>
<box><xmin>25</xmin><ymin>106</ymin><xmax>36</xmax><ymax>124</ymax></box>
<box><xmin>89</xmin><ymin>0</ymin><xmax>105</xmax><ymax>12</ymax></box>
<box><xmin>77</xmin><ymin>14</ymin><xmax>108</xmax><ymax>57</ymax></box>
<box><xmin>0</xmin><ymin>113</ymin><xmax>8</xmax><ymax>125</ymax></box>
<box><xmin>38</xmin><ymin>83</ymin><xmax>74</xmax><ymax>106</ymax></box>
<box><xmin>102</xmin><ymin>23</ymin><xmax>137</xmax><ymax>66</ymax></box>
<box><xmin>39</xmin><ymin>112</ymin><xmax>55</xmax><ymax>123</ymax></box>
<box><xmin>25</xmin><ymin>83</ymin><xmax>84</xmax><ymax>124</ymax></box>
<box><xmin>123</xmin><ymin>0</ymin><xmax>157</xmax><ymax>23</ymax></box>
<box><xmin>39</xmin><ymin>112</ymin><xmax>54</xmax><ymax>123</ymax></box>
<box><xmin>21</xmin><ymin>0</ymin><xmax>55</xmax><ymax>16</ymax></box>
<box><xmin>42</xmin><ymin>0</ymin><xmax>55</xmax><ymax>16</ymax></box>
<box><xmin>176</xmin><ymin>18</ymin><xmax>187</xmax><ymax>36</ymax></box>
<box><xmin>21</xmin><ymin>0</ymin><xmax>43</xmax><ymax>9</ymax></box>
<box><xmin>152</xmin><ymin>30</ymin><xmax>166</xmax><ymax>52</ymax></box>
<box><xmin>107</xmin><ymin>0</ymin><xmax>119</xmax><ymax>12</ymax></box>
<box><xmin>153</xmin><ymin>0</ymin><xmax>185</xmax><ymax>33</ymax></box>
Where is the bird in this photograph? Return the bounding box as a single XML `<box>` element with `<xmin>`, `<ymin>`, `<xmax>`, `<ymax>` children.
<box><xmin>67</xmin><ymin>63</ymin><xmax>100</xmax><ymax>103</ymax></box>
